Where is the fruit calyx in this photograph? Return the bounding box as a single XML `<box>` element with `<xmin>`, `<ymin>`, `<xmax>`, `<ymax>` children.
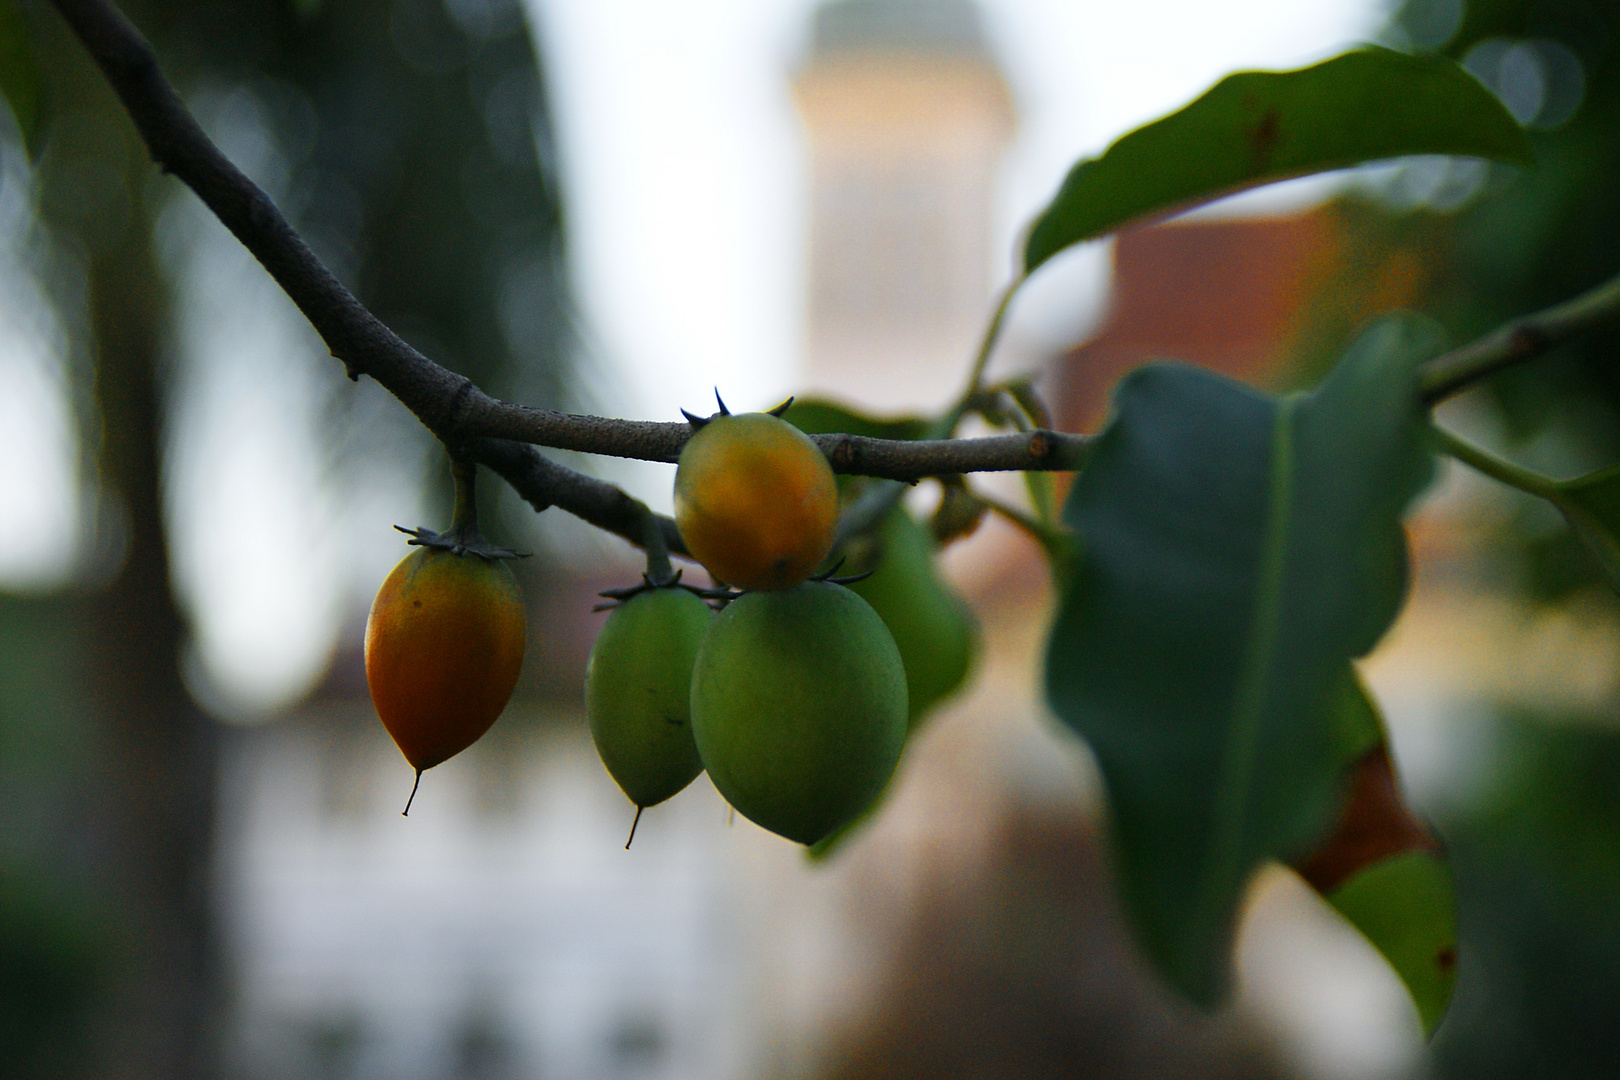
<box><xmin>593</xmin><ymin>568</ymin><xmax>699</xmax><ymax>612</ymax></box>
<box><xmin>669</xmin><ymin>560</ymin><xmax>875</xmax><ymax>609</ymax></box>
<box><xmin>394</xmin><ymin>523</ymin><xmax>527</xmax><ymax>561</ymax></box>
<box><xmin>681</xmin><ymin>390</ymin><xmax>794</xmax><ymax>430</ymax></box>
<box><xmin>394</xmin><ymin>452</ymin><xmax>529</xmax><ymax>561</ymax></box>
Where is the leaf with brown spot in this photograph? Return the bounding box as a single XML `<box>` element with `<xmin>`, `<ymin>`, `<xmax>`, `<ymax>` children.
<box><xmin>1290</xmin><ymin>673</ymin><xmax>1457</xmax><ymax>1036</ymax></box>
<box><xmin>1024</xmin><ymin>47</ymin><xmax>1533</xmax><ymax>274</ymax></box>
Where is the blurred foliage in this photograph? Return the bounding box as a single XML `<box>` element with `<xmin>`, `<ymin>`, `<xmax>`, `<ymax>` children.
<box><xmin>0</xmin><ymin>595</ymin><xmax>106</xmax><ymax>1077</ymax></box>
<box><xmin>0</xmin><ymin>0</ymin><xmax>40</xmax><ymax>153</ymax></box>
<box><xmin>1371</xmin><ymin>0</ymin><xmax>1620</xmax><ymax>1069</ymax></box>
<box><xmin>1396</xmin><ymin>0</ymin><xmax>1620</xmax><ymax>475</ymax></box>
<box><xmin>40</xmin><ymin>0</ymin><xmax>571</xmax><ymax>399</ymax></box>
<box><xmin>0</xmin><ymin>0</ymin><xmax>571</xmax><ymax>1072</ymax></box>
<box><xmin>1432</xmin><ymin>715</ymin><xmax>1620</xmax><ymax>1076</ymax></box>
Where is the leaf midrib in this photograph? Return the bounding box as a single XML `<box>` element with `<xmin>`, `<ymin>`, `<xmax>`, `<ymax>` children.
<box><xmin>1191</xmin><ymin>394</ymin><xmax>1300</xmax><ymax>949</ymax></box>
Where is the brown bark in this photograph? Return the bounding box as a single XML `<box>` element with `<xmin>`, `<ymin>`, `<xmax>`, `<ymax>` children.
<box><xmin>80</xmin><ymin>194</ymin><xmax>220</xmax><ymax>1080</ymax></box>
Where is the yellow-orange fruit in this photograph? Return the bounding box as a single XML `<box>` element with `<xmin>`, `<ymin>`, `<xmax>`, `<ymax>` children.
<box><xmin>674</xmin><ymin>413</ymin><xmax>839</xmax><ymax>591</ymax></box>
<box><xmin>364</xmin><ymin>547</ymin><xmax>526</xmax><ymax>770</ymax></box>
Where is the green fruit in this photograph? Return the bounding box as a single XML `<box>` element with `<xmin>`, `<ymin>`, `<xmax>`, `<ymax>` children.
<box><xmin>847</xmin><ymin>509</ymin><xmax>979</xmax><ymax>730</ymax></box>
<box><xmin>586</xmin><ymin>586</ymin><xmax>714</xmax><ymax>809</ymax></box>
<box><xmin>691</xmin><ymin>580</ymin><xmax>907</xmax><ymax>845</ymax></box>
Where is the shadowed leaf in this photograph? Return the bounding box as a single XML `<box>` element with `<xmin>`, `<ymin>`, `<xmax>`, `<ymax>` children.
<box><xmin>1024</xmin><ymin>47</ymin><xmax>1533</xmax><ymax>274</ymax></box>
<box><xmin>1044</xmin><ymin>316</ymin><xmax>1439</xmax><ymax>1005</ymax></box>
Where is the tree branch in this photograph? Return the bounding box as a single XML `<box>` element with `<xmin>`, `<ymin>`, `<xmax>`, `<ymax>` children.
<box><xmin>463</xmin><ymin>437</ymin><xmax>689</xmax><ymax>557</ymax></box>
<box><xmin>45</xmin><ymin>0</ymin><xmax>1091</xmax><ymax>487</ymax></box>
<box><xmin>1418</xmin><ymin>267</ymin><xmax>1620</xmax><ymax>404</ymax></box>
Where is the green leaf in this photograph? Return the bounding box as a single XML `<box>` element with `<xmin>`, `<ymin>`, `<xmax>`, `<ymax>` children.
<box><xmin>1044</xmin><ymin>315</ymin><xmax>1439</xmax><ymax>1006</ymax></box>
<box><xmin>1552</xmin><ymin>465</ymin><xmax>1620</xmax><ymax>593</ymax></box>
<box><xmin>1327</xmin><ymin>667</ymin><xmax>1384</xmax><ymax>771</ymax></box>
<box><xmin>1327</xmin><ymin>850</ymin><xmax>1458</xmax><ymax>1035</ymax></box>
<box><xmin>0</xmin><ymin>0</ymin><xmax>41</xmax><ymax>156</ymax></box>
<box><xmin>1023</xmin><ymin>47</ymin><xmax>1534</xmax><ymax>275</ymax></box>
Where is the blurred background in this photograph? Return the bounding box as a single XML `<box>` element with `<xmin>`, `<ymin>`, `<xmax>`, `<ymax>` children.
<box><xmin>1</xmin><ymin>0</ymin><xmax>1618</xmax><ymax>1076</ymax></box>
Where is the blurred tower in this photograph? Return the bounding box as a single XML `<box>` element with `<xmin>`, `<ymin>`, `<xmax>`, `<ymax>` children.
<box><xmin>794</xmin><ymin>0</ymin><xmax>1015</xmax><ymax>411</ymax></box>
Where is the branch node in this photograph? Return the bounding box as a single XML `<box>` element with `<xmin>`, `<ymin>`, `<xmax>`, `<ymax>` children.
<box><xmin>443</xmin><ymin>378</ymin><xmax>476</xmax><ymax>435</ymax></box>
<box><xmin>1509</xmin><ymin>324</ymin><xmax>1549</xmax><ymax>357</ymax></box>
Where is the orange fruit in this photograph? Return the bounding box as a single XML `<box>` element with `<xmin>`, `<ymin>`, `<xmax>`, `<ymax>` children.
<box><xmin>674</xmin><ymin>412</ymin><xmax>838</xmax><ymax>590</ymax></box>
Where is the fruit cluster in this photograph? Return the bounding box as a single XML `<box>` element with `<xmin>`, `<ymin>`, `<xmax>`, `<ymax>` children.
<box><xmin>364</xmin><ymin>403</ymin><xmax>977</xmax><ymax>848</ymax></box>
<box><xmin>589</xmin><ymin>404</ymin><xmax>978</xmax><ymax>848</ymax></box>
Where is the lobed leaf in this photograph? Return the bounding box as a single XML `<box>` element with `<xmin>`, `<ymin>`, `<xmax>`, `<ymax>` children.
<box><xmin>1044</xmin><ymin>316</ymin><xmax>1439</xmax><ymax>1005</ymax></box>
<box><xmin>1023</xmin><ymin>47</ymin><xmax>1534</xmax><ymax>275</ymax></box>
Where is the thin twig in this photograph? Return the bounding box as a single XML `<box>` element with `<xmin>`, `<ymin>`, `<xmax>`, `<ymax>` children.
<box><xmin>973</xmin><ymin>489</ymin><xmax>1072</xmax><ymax>555</ymax></box>
<box><xmin>1419</xmin><ymin>268</ymin><xmax>1620</xmax><ymax>404</ymax></box>
<box><xmin>44</xmin><ymin>0</ymin><xmax>1089</xmax><ymax>480</ymax></box>
<box><xmin>1427</xmin><ymin>424</ymin><xmax>1558</xmax><ymax>498</ymax></box>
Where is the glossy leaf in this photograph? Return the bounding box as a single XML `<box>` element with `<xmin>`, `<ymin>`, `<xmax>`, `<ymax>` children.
<box><xmin>0</xmin><ymin>0</ymin><xmax>40</xmax><ymax>155</ymax></box>
<box><xmin>1553</xmin><ymin>464</ymin><xmax>1620</xmax><ymax>592</ymax></box>
<box><xmin>1024</xmin><ymin>47</ymin><xmax>1534</xmax><ymax>274</ymax></box>
<box><xmin>1295</xmin><ymin>673</ymin><xmax>1456</xmax><ymax>1035</ymax></box>
<box><xmin>1044</xmin><ymin>316</ymin><xmax>1438</xmax><ymax>1005</ymax></box>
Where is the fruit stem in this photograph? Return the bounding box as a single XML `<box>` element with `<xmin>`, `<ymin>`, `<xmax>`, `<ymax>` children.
<box><xmin>639</xmin><ymin>504</ymin><xmax>675</xmax><ymax>585</ymax></box>
<box><xmin>450</xmin><ymin>453</ymin><xmax>480</xmax><ymax>534</ymax></box>
<box><xmin>625</xmin><ymin>805</ymin><xmax>643</xmax><ymax>850</ymax></box>
<box><xmin>403</xmin><ymin>769</ymin><xmax>423</xmax><ymax>816</ymax></box>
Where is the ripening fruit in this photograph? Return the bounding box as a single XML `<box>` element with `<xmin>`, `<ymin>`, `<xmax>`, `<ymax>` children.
<box><xmin>691</xmin><ymin>580</ymin><xmax>907</xmax><ymax>844</ymax></box>
<box><xmin>846</xmin><ymin>509</ymin><xmax>978</xmax><ymax>731</ymax></box>
<box><xmin>586</xmin><ymin>586</ymin><xmax>714</xmax><ymax>811</ymax></box>
<box><xmin>365</xmin><ymin>546</ymin><xmax>526</xmax><ymax>779</ymax></box>
<box><xmin>674</xmin><ymin>412</ymin><xmax>839</xmax><ymax>591</ymax></box>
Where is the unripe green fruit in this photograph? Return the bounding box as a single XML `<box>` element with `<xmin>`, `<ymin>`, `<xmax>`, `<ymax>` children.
<box><xmin>691</xmin><ymin>580</ymin><xmax>907</xmax><ymax>845</ymax></box>
<box><xmin>586</xmin><ymin>586</ymin><xmax>714</xmax><ymax>809</ymax></box>
<box><xmin>847</xmin><ymin>509</ymin><xmax>978</xmax><ymax>731</ymax></box>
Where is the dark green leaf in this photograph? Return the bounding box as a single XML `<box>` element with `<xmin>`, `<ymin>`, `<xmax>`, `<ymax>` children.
<box><xmin>1328</xmin><ymin>850</ymin><xmax>1457</xmax><ymax>1034</ymax></box>
<box><xmin>1024</xmin><ymin>47</ymin><xmax>1534</xmax><ymax>274</ymax></box>
<box><xmin>1044</xmin><ymin>316</ymin><xmax>1439</xmax><ymax>1005</ymax></box>
<box><xmin>0</xmin><ymin>0</ymin><xmax>40</xmax><ymax>155</ymax></box>
<box><xmin>1552</xmin><ymin>465</ymin><xmax>1620</xmax><ymax>593</ymax></box>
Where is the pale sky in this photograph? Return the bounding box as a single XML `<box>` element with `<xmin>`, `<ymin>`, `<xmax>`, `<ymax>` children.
<box><xmin>531</xmin><ymin>0</ymin><xmax>1386</xmax><ymax>415</ymax></box>
<box><xmin>0</xmin><ymin>0</ymin><xmax>1386</xmax><ymax>711</ymax></box>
